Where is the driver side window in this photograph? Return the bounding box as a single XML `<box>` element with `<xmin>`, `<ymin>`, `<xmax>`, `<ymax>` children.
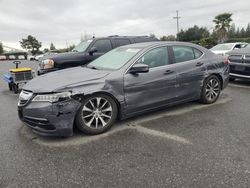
<box><xmin>137</xmin><ymin>47</ymin><xmax>169</xmax><ymax>68</ymax></box>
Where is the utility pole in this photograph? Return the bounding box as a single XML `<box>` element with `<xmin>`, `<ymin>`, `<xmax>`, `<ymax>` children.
<box><xmin>173</xmin><ymin>10</ymin><xmax>181</xmax><ymax>40</ymax></box>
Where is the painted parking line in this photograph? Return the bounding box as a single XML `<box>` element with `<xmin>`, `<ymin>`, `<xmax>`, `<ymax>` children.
<box><xmin>20</xmin><ymin>123</ymin><xmax>192</xmax><ymax>147</ymax></box>
<box><xmin>133</xmin><ymin>126</ymin><xmax>192</xmax><ymax>145</ymax></box>
<box><xmin>229</xmin><ymin>83</ymin><xmax>250</xmax><ymax>89</ymax></box>
<box><xmin>20</xmin><ymin>124</ymin><xmax>131</xmax><ymax>147</ymax></box>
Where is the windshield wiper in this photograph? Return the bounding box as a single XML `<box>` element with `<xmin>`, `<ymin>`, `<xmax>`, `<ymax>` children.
<box><xmin>87</xmin><ymin>65</ymin><xmax>99</xmax><ymax>70</ymax></box>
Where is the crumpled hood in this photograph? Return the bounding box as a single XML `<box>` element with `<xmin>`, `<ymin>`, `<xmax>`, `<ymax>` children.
<box><xmin>23</xmin><ymin>67</ymin><xmax>110</xmax><ymax>93</ymax></box>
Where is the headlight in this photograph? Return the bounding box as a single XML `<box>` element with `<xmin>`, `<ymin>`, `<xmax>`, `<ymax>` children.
<box><xmin>32</xmin><ymin>92</ymin><xmax>71</xmax><ymax>103</ymax></box>
<box><xmin>41</xmin><ymin>59</ymin><xmax>54</xmax><ymax>69</ymax></box>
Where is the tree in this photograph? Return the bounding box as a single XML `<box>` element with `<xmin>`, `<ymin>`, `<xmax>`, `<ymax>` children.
<box><xmin>44</xmin><ymin>48</ymin><xmax>49</xmax><ymax>53</ymax></box>
<box><xmin>149</xmin><ymin>33</ymin><xmax>156</xmax><ymax>38</ymax></box>
<box><xmin>228</xmin><ymin>23</ymin><xmax>236</xmax><ymax>38</ymax></box>
<box><xmin>213</xmin><ymin>13</ymin><xmax>233</xmax><ymax>43</ymax></box>
<box><xmin>177</xmin><ymin>25</ymin><xmax>210</xmax><ymax>42</ymax></box>
<box><xmin>160</xmin><ymin>35</ymin><xmax>176</xmax><ymax>41</ymax></box>
<box><xmin>0</xmin><ymin>42</ymin><xmax>3</xmax><ymax>55</ymax></box>
<box><xmin>20</xmin><ymin>35</ymin><xmax>42</xmax><ymax>55</ymax></box>
<box><xmin>240</xmin><ymin>28</ymin><xmax>246</xmax><ymax>38</ymax></box>
<box><xmin>57</xmin><ymin>44</ymin><xmax>76</xmax><ymax>53</ymax></box>
<box><xmin>50</xmin><ymin>42</ymin><xmax>56</xmax><ymax>50</ymax></box>
<box><xmin>245</xmin><ymin>23</ymin><xmax>250</xmax><ymax>37</ymax></box>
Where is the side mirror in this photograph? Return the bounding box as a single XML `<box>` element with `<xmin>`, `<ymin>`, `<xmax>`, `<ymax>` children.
<box><xmin>129</xmin><ymin>64</ymin><xmax>149</xmax><ymax>74</ymax></box>
<box><xmin>88</xmin><ymin>47</ymin><xmax>98</xmax><ymax>55</ymax></box>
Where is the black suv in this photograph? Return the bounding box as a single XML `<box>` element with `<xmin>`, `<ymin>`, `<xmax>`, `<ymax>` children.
<box><xmin>37</xmin><ymin>36</ymin><xmax>158</xmax><ymax>75</ymax></box>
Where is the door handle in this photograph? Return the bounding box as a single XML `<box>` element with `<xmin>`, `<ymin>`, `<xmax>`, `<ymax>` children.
<box><xmin>196</xmin><ymin>62</ymin><xmax>204</xmax><ymax>66</ymax></box>
<box><xmin>164</xmin><ymin>70</ymin><xmax>174</xmax><ymax>75</ymax></box>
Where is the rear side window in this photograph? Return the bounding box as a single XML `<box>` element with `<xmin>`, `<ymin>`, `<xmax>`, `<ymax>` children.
<box><xmin>92</xmin><ymin>39</ymin><xmax>112</xmax><ymax>53</ymax></box>
<box><xmin>173</xmin><ymin>46</ymin><xmax>202</xmax><ymax>63</ymax></box>
<box><xmin>193</xmin><ymin>48</ymin><xmax>203</xmax><ymax>58</ymax></box>
<box><xmin>114</xmin><ymin>39</ymin><xmax>131</xmax><ymax>47</ymax></box>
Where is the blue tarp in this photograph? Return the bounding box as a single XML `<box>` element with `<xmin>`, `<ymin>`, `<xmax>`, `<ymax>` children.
<box><xmin>3</xmin><ymin>74</ymin><xmax>13</xmax><ymax>83</ymax></box>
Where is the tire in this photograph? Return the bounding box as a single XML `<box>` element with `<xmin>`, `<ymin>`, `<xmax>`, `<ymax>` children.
<box><xmin>75</xmin><ymin>94</ymin><xmax>118</xmax><ymax>135</ymax></box>
<box><xmin>229</xmin><ymin>77</ymin><xmax>235</xmax><ymax>82</ymax></box>
<box><xmin>13</xmin><ymin>84</ymin><xmax>19</xmax><ymax>94</ymax></box>
<box><xmin>200</xmin><ymin>75</ymin><xmax>221</xmax><ymax>104</ymax></box>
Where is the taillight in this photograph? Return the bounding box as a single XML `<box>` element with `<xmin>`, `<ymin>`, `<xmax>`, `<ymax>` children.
<box><xmin>224</xmin><ymin>59</ymin><xmax>230</xmax><ymax>65</ymax></box>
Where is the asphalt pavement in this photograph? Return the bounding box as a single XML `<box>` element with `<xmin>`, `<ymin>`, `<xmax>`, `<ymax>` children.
<box><xmin>0</xmin><ymin>60</ymin><xmax>249</xmax><ymax>188</ymax></box>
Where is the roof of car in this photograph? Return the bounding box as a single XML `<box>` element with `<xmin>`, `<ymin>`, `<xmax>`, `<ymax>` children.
<box><xmin>216</xmin><ymin>42</ymin><xmax>248</xmax><ymax>45</ymax></box>
<box><xmin>93</xmin><ymin>35</ymin><xmax>158</xmax><ymax>40</ymax></box>
<box><xmin>121</xmin><ymin>41</ymin><xmax>200</xmax><ymax>48</ymax></box>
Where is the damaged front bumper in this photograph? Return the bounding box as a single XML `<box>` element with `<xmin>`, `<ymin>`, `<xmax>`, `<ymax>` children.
<box><xmin>18</xmin><ymin>97</ymin><xmax>81</xmax><ymax>137</ymax></box>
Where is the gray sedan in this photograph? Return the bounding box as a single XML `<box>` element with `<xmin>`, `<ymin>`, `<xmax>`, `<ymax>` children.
<box><xmin>18</xmin><ymin>42</ymin><xmax>229</xmax><ymax>136</ymax></box>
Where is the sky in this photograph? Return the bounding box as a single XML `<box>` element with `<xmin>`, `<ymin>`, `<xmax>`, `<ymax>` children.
<box><xmin>0</xmin><ymin>0</ymin><xmax>249</xmax><ymax>50</ymax></box>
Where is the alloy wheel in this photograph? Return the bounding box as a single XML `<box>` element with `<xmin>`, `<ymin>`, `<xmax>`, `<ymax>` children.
<box><xmin>81</xmin><ymin>97</ymin><xmax>113</xmax><ymax>129</ymax></box>
<box><xmin>205</xmin><ymin>78</ymin><xmax>220</xmax><ymax>102</ymax></box>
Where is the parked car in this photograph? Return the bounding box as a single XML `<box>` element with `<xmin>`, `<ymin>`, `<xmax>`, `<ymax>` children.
<box><xmin>18</xmin><ymin>41</ymin><xmax>229</xmax><ymax>137</ymax></box>
<box><xmin>0</xmin><ymin>55</ymin><xmax>7</xmax><ymax>60</ymax></box>
<box><xmin>8</xmin><ymin>55</ymin><xmax>16</xmax><ymax>60</ymax></box>
<box><xmin>18</xmin><ymin>55</ymin><xmax>26</xmax><ymax>60</ymax></box>
<box><xmin>27</xmin><ymin>55</ymin><xmax>35</xmax><ymax>61</ymax></box>
<box><xmin>227</xmin><ymin>44</ymin><xmax>250</xmax><ymax>81</ymax></box>
<box><xmin>210</xmin><ymin>42</ymin><xmax>247</xmax><ymax>56</ymax></box>
<box><xmin>37</xmin><ymin>35</ymin><xmax>158</xmax><ymax>75</ymax></box>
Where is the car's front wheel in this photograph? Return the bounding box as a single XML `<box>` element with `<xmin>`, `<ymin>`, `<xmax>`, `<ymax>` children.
<box><xmin>75</xmin><ymin>94</ymin><xmax>118</xmax><ymax>135</ymax></box>
<box><xmin>200</xmin><ymin>75</ymin><xmax>221</xmax><ymax>104</ymax></box>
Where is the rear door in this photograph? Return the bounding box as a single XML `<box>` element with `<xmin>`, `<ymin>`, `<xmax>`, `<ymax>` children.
<box><xmin>113</xmin><ymin>38</ymin><xmax>131</xmax><ymax>47</ymax></box>
<box><xmin>170</xmin><ymin>45</ymin><xmax>206</xmax><ymax>100</ymax></box>
<box><xmin>124</xmin><ymin>46</ymin><xmax>177</xmax><ymax>114</ymax></box>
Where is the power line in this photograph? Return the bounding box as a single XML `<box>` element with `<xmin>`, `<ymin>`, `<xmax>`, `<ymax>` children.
<box><xmin>173</xmin><ymin>10</ymin><xmax>181</xmax><ymax>39</ymax></box>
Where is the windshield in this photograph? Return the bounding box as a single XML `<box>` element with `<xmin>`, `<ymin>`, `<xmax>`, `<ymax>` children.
<box><xmin>211</xmin><ymin>43</ymin><xmax>234</xmax><ymax>51</ymax></box>
<box><xmin>245</xmin><ymin>44</ymin><xmax>250</xmax><ymax>49</ymax></box>
<box><xmin>87</xmin><ymin>47</ymin><xmax>142</xmax><ymax>70</ymax></box>
<box><xmin>72</xmin><ymin>40</ymin><xmax>93</xmax><ymax>52</ymax></box>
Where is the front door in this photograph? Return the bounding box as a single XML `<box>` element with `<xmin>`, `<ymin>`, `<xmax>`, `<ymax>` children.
<box><xmin>124</xmin><ymin>46</ymin><xmax>177</xmax><ymax>115</ymax></box>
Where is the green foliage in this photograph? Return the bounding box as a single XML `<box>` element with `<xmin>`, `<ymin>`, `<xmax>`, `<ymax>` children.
<box><xmin>44</xmin><ymin>48</ymin><xmax>49</xmax><ymax>53</ymax></box>
<box><xmin>0</xmin><ymin>42</ymin><xmax>3</xmax><ymax>55</ymax></box>
<box><xmin>20</xmin><ymin>35</ymin><xmax>42</xmax><ymax>55</ymax></box>
<box><xmin>177</xmin><ymin>25</ymin><xmax>210</xmax><ymax>42</ymax></box>
<box><xmin>228</xmin><ymin>23</ymin><xmax>250</xmax><ymax>38</ymax></box>
<box><xmin>149</xmin><ymin>33</ymin><xmax>156</xmax><ymax>38</ymax></box>
<box><xmin>50</xmin><ymin>42</ymin><xmax>56</xmax><ymax>50</ymax></box>
<box><xmin>160</xmin><ymin>35</ymin><xmax>176</xmax><ymax>41</ymax></box>
<box><xmin>213</xmin><ymin>13</ymin><xmax>233</xmax><ymax>43</ymax></box>
<box><xmin>197</xmin><ymin>37</ymin><xmax>217</xmax><ymax>49</ymax></box>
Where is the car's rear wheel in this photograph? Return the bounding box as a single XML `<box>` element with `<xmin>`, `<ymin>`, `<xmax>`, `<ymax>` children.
<box><xmin>75</xmin><ymin>94</ymin><xmax>118</xmax><ymax>135</ymax></box>
<box><xmin>200</xmin><ymin>75</ymin><xmax>221</xmax><ymax>104</ymax></box>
